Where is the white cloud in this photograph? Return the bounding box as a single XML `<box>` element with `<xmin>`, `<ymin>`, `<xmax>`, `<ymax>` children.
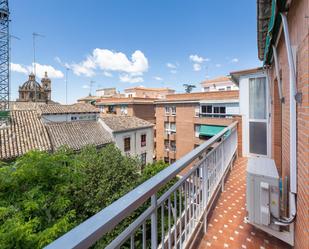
<box><xmin>166</xmin><ymin>63</ymin><xmax>177</xmax><ymax>69</ymax></box>
<box><xmin>170</xmin><ymin>70</ymin><xmax>177</xmax><ymax>74</ymax></box>
<box><xmin>154</xmin><ymin>76</ymin><xmax>163</xmax><ymax>81</ymax></box>
<box><xmin>82</xmin><ymin>84</ymin><xmax>90</xmax><ymax>89</ymax></box>
<box><xmin>93</xmin><ymin>49</ymin><xmax>148</xmax><ymax>74</ymax></box>
<box><xmin>215</xmin><ymin>63</ymin><xmax>222</xmax><ymax>68</ymax></box>
<box><xmin>67</xmin><ymin>49</ymin><xmax>148</xmax><ymax>80</ymax></box>
<box><xmin>11</xmin><ymin>63</ymin><xmax>28</xmax><ymax>74</ymax></box>
<box><xmin>119</xmin><ymin>74</ymin><xmax>144</xmax><ymax>83</ymax></box>
<box><xmin>231</xmin><ymin>58</ymin><xmax>239</xmax><ymax>63</ymax></box>
<box><xmin>193</xmin><ymin>63</ymin><xmax>202</xmax><ymax>71</ymax></box>
<box><xmin>189</xmin><ymin>54</ymin><xmax>210</xmax><ymax>63</ymax></box>
<box><xmin>30</xmin><ymin>63</ymin><xmax>64</xmax><ymax>78</ymax></box>
<box><xmin>103</xmin><ymin>71</ymin><xmax>113</xmax><ymax>77</ymax></box>
<box><xmin>11</xmin><ymin>62</ymin><xmax>64</xmax><ymax>79</ymax></box>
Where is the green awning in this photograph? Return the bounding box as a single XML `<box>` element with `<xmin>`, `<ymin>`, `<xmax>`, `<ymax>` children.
<box><xmin>199</xmin><ymin>125</ymin><xmax>226</xmax><ymax>137</ymax></box>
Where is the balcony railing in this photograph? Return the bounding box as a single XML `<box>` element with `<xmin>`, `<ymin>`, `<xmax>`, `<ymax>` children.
<box><xmin>198</xmin><ymin>113</ymin><xmax>234</xmax><ymax>118</ymax></box>
<box><xmin>45</xmin><ymin>121</ymin><xmax>238</xmax><ymax>249</ymax></box>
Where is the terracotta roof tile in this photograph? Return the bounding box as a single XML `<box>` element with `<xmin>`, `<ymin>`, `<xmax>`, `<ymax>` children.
<box><xmin>100</xmin><ymin>115</ymin><xmax>153</xmax><ymax>132</ymax></box>
<box><xmin>0</xmin><ymin>110</ymin><xmax>51</xmax><ymax>160</ymax></box>
<box><xmin>45</xmin><ymin>121</ymin><xmax>112</xmax><ymax>151</ymax></box>
<box><xmin>39</xmin><ymin>103</ymin><xmax>99</xmax><ymax>115</ymax></box>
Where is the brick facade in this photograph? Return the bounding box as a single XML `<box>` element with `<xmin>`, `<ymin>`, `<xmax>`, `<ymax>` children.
<box><xmin>268</xmin><ymin>0</ymin><xmax>309</xmax><ymax>247</ymax></box>
<box><xmin>155</xmin><ymin>91</ymin><xmax>241</xmax><ymax>163</ymax></box>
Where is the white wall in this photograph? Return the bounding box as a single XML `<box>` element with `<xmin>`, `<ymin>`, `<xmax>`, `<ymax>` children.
<box><xmin>41</xmin><ymin>113</ymin><xmax>98</xmax><ymax>123</ymax></box>
<box><xmin>113</xmin><ymin>128</ymin><xmax>154</xmax><ymax>164</ymax></box>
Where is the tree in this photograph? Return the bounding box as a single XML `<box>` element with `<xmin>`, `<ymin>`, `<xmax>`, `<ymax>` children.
<box><xmin>0</xmin><ymin>145</ymin><xmax>173</xmax><ymax>249</ymax></box>
<box><xmin>183</xmin><ymin>84</ymin><xmax>196</xmax><ymax>93</ymax></box>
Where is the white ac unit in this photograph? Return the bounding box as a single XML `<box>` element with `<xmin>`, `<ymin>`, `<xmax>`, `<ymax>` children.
<box><xmin>246</xmin><ymin>157</ymin><xmax>280</xmax><ymax>231</ymax></box>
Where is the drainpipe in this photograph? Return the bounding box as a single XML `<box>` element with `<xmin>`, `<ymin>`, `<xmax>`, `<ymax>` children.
<box><xmin>272</xmin><ymin>12</ymin><xmax>297</xmax><ymax>225</ymax></box>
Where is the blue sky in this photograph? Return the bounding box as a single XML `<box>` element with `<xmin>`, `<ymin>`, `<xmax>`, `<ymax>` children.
<box><xmin>10</xmin><ymin>0</ymin><xmax>261</xmax><ymax>104</ymax></box>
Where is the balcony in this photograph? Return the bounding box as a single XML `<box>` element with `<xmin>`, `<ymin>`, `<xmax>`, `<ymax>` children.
<box><xmin>45</xmin><ymin>121</ymin><xmax>290</xmax><ymax>249</ymax></box>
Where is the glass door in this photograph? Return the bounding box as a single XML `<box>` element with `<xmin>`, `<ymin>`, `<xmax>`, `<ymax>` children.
<box><xmin>248</xmin><ymin>77</ymin><xmax>268</xmax><ymax>156</ymax></box>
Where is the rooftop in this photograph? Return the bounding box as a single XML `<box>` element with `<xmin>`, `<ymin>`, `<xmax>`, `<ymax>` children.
<box><xmin>0</xmin><ymin>110</ymin><xmax>52</xmax><ymax>160</ymax></box>
<box><xmin>96</xmin><ymin>97</ymin><xmax>157</xmax><ymax>105</ymax></box>
<box><xmin>124</xmin><ymin>86</ymin><xmax>175</xmax><ymax>92</ymax></box>
<box><xmin>201</xmin><ymin>76</ymin><xmax>232</xmax><ymax>84</ymax></box>
<box><xmin>156</xmin><ymin>91</ymin><xmax>239</xmax><ymax>103</ymax></box>
<box><xmin>38</xmin><ymin>103</ymin><xmax>99</xmax><ymax>115</ymax></box>
<box><xmin>45</xmin><ymin>121</ymin><xmax>112</xmax><ymax>151</ymax></box>
<box><xmin>100</xmin><ymin>115</ymin><xmax>154</xmax><ymax>132</ymax></box>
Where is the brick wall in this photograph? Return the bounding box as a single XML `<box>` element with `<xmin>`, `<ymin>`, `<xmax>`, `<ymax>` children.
<box><xmin>269</xmin><ymin>0</ymin><xmax>308</xmax><ymax>247</ymax></box>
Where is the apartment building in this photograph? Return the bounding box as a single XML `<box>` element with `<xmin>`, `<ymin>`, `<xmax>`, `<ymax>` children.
<box><xmin>201</xmin><ymin>76</ymin><xmax>239</xmax><ymax>92</ymax></box>
<box><xmin>96</xmin><ymin>97</ymin><xmax>156</xmax><ymax>123</ymax></box>
<box><xmin>155</xmin><ymin>91</ymin><xmax>239</xmax><ymax>163</ymax></box>
<box><xmin>124</xmin><ymin>86</ymin><xmax>175</xmax><ymax>99</ymax></box>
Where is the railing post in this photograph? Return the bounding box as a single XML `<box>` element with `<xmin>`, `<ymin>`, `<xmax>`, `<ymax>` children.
<box><xmin>151</xmin><ymin>194</ymin><xmax>158</xmax><ymax>249</ymax></box>
<box><xmin>221</xmin><ymin>142</ymin><xmax>225</xmax><ymax>192</ymax></box>
<box><xmin>203</xmin><ymin>163</ymin><xmax>208</xmax><ymax>234</ymax></box>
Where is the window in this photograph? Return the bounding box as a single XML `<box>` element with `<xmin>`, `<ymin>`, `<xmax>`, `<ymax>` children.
<box><xmin>120</xmin><ymin>105</ymin><xmax>128</xmax><ymax>115</ymax></box>
<box><xmin>201</xmin><ymin>105</ymin><xmax>212</xmax><ymax>114</ymax></box>
<box><xmin>140</xmin><ymin>153</ymin><xmax>147</xmax><ymax>167</ymax></box>
<box><xmin>226</xmin><ymin>86</ymin><xmax>231</xmax><ymax>91</ymax></box>
<box><xmin>170</xmin><ymin>141</ymin><xmax>176</xmax><ymax>151</ymax></box>
<box><xmin>141</xmin><ymin>134</ymin><xmax>146</xmax><ymax>147</ymax></box>
<box><xmin>170</xmin><ymin>159</ymin><xmax>176</xmax><ymax>164</ymax></box>
<box><xmin>214</xmin><ymin>107</ymin><xmax>220</xmax><ymax>113</ymax></box>
<box><xmin>218</xmin><ymin>88</ymin><xmax>225</xmax><ymax>91</ymax></box>
<box><xmin>171</xmin><ymin>106</ymin><xmax>176</xmax><ymax>115</ymax></box>
<box><xmin>204</xmin><ymin>87</ymin><xmax>210</xmax><ymax>92</ymax></box>
<box><xmin>164</xmin><ymin>157</ymin><xmax>169</xmax><ymax>163</ymax></box>
<box><xmin>165</xmin><ymin>106</ymin><xmax>170</xmax><ymax>115</ymax></box>
<box><xmin>124</xmin><ymin>137</ymin><xmax>131</xmax><ymax>152</ymax></box>
<box><xmin>220</xmin><ymin>107</ymin><xmax>226</xmax><ymax>113</ymax></box>
<box><xmin>170</xmin><ymin>122</ymin><xmax>176</xmax><ymax>132</ymax></box>
<box><xmin>249</xmin><ymin>77</ymin><xmax>266</xmax><ymax>119</ymax></box>
<box><xmin>165</xmin><ymin>122</ymin><xmax>176</xmax><ymax>133</ymax></box>
<box><xmin>164</xmin><ymin>140</ymin><xmax>169</xmax><ymax>150</ymax></box>
<box><xmin>71</xmin><ymin>116</ymin><xmax>77</xmax><ymax>121</ymax></box>
<box><xmin>108</xmin><ymin>105</ymin><xmax>116</xmax><ymax>114</ymax></box>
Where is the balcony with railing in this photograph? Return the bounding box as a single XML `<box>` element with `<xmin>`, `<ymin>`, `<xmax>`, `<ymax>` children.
<box><xmin>44</xmin><ymin>121</ymin><xmax>290</xmax><ymax>249</ymax></box>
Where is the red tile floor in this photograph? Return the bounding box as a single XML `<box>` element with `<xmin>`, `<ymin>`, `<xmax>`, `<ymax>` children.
<box><xmin>198</xmin><ymin>157</ymin><xmax>291</xmax><ymax>249</ymax></box>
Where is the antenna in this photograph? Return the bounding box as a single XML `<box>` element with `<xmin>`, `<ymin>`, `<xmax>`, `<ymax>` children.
<box><xmin>89</xmin><ymin>80</ymin><xmax>95</xmax><ymax>96</ymax></box>
<box><xmin>65</xmin><ymin>67</ymin><xmax>70</xmax><ymax>104</ymax></box>
<box><xmin>32</xmin><ymin>32</ymin><xmax>44</xmax><ymax>103</ymax></box>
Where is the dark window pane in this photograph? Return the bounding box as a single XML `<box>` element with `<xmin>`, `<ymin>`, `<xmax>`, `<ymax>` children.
<box><xmin>220</xmin><ymin>107</ymin><xmax>226</xmax><ymax>113</ymax></box>
<box><xmin>249</xmin><ymin>122</ymin><xmax>267</xmax><ymax>155</ymax></box>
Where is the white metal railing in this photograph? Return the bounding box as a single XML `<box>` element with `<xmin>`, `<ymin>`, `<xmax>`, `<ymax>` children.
<box><xmin>45</xmin><ymin>122</ymin><xmax>238</xmax><ymax>249</ymax></box>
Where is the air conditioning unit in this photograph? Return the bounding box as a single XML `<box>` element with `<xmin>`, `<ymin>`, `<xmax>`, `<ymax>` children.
<box><xmin>246</xmin><ymin>157</ymin><xmax>280</xmax><ymax>231</ymax></box>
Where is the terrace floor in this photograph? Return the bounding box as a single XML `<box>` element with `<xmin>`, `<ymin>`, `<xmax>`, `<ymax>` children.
<box><xmin>197</xmin><ymin>157</ymin><xmax>291</xmax><ymax>249</ymax></box>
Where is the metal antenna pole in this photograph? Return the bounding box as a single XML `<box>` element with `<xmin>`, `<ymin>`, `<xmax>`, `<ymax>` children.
<box><xmin>89</xmin><ymin>80</ymin><xmax>95</xmax><ymax>96</ymax></box>
<box><xmin>65</xmin><ymin>67</ymin><xmax>69</xmax><ymax>104</ymax></box>
<box><xmin>32</xmin><ymin>32</ymin><xmax>44</xmax><ymax>102</ymax></box>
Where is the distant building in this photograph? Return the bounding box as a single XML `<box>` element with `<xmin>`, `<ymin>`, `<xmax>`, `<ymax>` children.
<box><xmin>200</xmin><ymin>76</ymin><xmax>238</xmax><ymax>92</ymax></box>
<box><xmin>96</xmin><ymin>97</ymin><xmax>156</xmax><ymax>123</ymax></box>
<box><xmin>124</xmin><ymin>86</ymin><xmax>175</xmax><ymax>99</ymax></box>
<box><xmin>100</xmin><ymin>115</ymin><xmax>154</xmax><ymax>165</ymax></box>
<box><xmin>96</xmin><ymin>88</ymin><xmax>118</xmax><ymax>97</ymax></box>
<box><xmin>17</xmin><ymin>72</ymin><xmax>52</xmax><ymax>103</ymax></box>
<box><xmin>155</xmin><ymin>91</ymin><xmax>240</xmax><ymax>164</ymax></box>
<box><xmin>0</xmin><ymin>103</ymin><xmax>111</xmax><ymax>161</ymax></box>
<box><xmin>39</xmin><ymin>103</ymin><xmax>99</xmax><ymax>123</ymax></box>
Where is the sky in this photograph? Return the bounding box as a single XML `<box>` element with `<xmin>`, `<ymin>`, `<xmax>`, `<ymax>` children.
<box><xmin>10</xmin><ymin>0</ymin><xmax>262</xmax><ymax>104</ymax></box>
